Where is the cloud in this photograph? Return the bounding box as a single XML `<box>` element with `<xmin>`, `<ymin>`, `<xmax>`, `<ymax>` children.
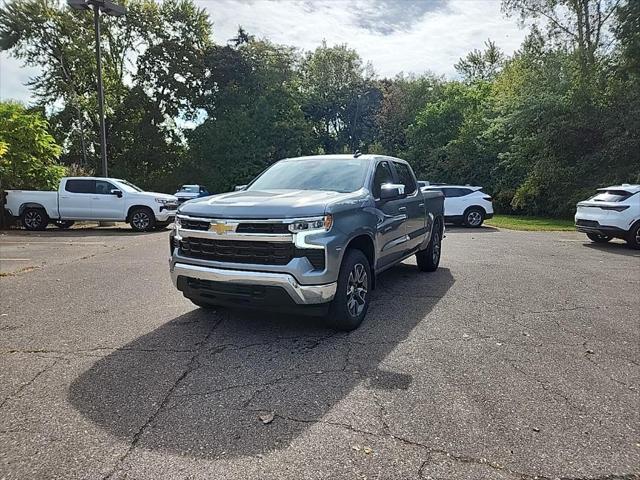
<box><xmin>0</xmin><ymin>0</ymin><xmax>527</xmax><ymax>103</ymax></box>
<box><xmin>200</xmin><ymin>0</ymin><xmax>526</xmax><ymax>78</ymax></box>
<box><xmin>0</xmin><ymin>52</ymin><xmax>39</xmax><ymax>104</ymax></box>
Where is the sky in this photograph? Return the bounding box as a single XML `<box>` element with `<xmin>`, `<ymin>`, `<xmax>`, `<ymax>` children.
<box><xmin>0</xmin><ymin>0</ymin><xmax>527</xmax><ymax>104</ymax></box>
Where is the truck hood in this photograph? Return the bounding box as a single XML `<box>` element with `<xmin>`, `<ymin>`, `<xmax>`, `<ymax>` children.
<box><xmin>132</xmin><ymin>191</ymin><xmax>178</xmax><ymax>202</ymax></box>
<box><xmin>178</xmin><ymin>189</ymin><xmax>356</xmax><ymax>218</ymax></box>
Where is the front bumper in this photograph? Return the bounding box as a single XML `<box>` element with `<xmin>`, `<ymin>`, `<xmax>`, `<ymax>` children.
<box><xmin>170</xmin><ymin>261</ymin><xmax>336</xmax><ymax>305</ymax></box>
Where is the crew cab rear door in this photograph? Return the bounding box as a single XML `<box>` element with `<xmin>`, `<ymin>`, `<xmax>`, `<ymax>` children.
<box><xmin>392</xmin><ymin>161</ymin><xmax>426</xmax><ymax>252</ymax></box>
<box><xmin>372</xmin><ymin>160</ymin><xmax>408</xmax><ymax>270</ymax></box>
<box><xmin>59</xmin><ymin>179</ymin><xmax>95</xmax><ymax>219</ymax></box>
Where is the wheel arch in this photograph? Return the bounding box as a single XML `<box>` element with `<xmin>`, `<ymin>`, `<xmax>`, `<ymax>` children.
<box><xmin>126</xmin><ymin>204</ymin><xmax>154</xmax><ymax>223</ymax></box>
<box><xmin>463</xmin><ymin>204</ymin><xmax>486</xmax><ymax>217</ymax></box>
<box><xmin>344</xmin><ymin>233</ymin><xmax>376</xmax><ymax>289</ymax></box>
<box><xmin>19</xmin><ymin>202</ymin><xmax>48</xmax><ymax>217</ymax></box>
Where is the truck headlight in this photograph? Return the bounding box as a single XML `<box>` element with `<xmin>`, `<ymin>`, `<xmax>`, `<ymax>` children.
<box><xmin>288</xmin><ymin>215</ymin><xmax>333</xmax><ymax>233</ymax></box>
<box><xmin>155</xmin><ymin>198</ymin><xmax>172</xmax><ymax>204</ymax></box>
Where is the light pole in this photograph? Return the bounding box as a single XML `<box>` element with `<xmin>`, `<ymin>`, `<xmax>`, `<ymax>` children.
<box><xmin>67</xmin><ymin>0</ymin><xmax>126</xmax><ymax>178</ymax></box>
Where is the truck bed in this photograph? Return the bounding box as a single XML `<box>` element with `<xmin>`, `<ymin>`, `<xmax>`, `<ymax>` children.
<box><xmin>5</xmin><ymin>190</ymin><xmax>59</xmax><ymax>219</ymax></box>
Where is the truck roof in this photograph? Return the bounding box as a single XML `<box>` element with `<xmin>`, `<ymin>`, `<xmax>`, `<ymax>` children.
<box><xmin>281</xmin><ymin>154</ymin><xmax>409</xmax><ymax>164</ymax></box>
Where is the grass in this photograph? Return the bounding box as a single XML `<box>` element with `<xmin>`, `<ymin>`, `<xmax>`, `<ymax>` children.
<box><xmin>485</xmin><ymin>214</ymin><xmax>575</xmax><ymax>232</ymax></box>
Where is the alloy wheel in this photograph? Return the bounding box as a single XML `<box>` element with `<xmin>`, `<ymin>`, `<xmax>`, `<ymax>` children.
<box><xmin>132</xmin><ymin>211</ymin><xmax>150</xmax><ymax>230</ymax></box>
<box><xmin>24</xmin><ymin>210</ymin><xmax>42</xmax><ymax>229</ymax></box>
<box><xmin>467</xmin><ymin>211</ymin><xmax>482</xmax><ymax>227</ymax></box>
<box><xmin>346</xmin><ymin>263</ymin><xmax>368</xmax><ymax>317</ymax></box>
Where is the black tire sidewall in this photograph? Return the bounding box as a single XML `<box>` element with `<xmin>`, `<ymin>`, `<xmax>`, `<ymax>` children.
<box><xmin>416</xmin><ymin>220</ymin><xmax>442</xmax><ymax>272</ymax></box>
<box><xmin>130</xmin><ymin>207</ymin><xmax>156</xmax><ymax>232</ymax></box>
<box><xmin>464</xmin><ymin>207</ymin><xmax>484</xmax><ymax>228</ymax></box>
<box><xmin>327</xmin><ymin>249</ymin><xmax>371</xmax><ymax>331</ymax></box>
<box><xmin>21</xmin><ymin>208</ymin><xmax>48</xmax><ymax>231</ymax></box>
<box><xmin>626</xmin><ymin>223</ymin><xmax>640</xmax><ymax>249</ymax></box>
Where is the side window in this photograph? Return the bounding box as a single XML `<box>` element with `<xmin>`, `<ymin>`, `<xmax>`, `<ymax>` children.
<box><xmin>394</xmin><ymin>162</ymin><xmax>417</xmax><ymax>195</ymax></box>
<box><xmin>65</xmin><ymin>179</ymin><xmax>95</xmax><ymax>194</ymax></box>
<box><xmin>443</xmin><ymin>188</ymin><xmax>464</xmax><ymax>198</ymax></box>
<box><xmin>372</xmin><ymin>161</ymin><xmax>395</xmax><ymax>198</ymax></box>
<box><xmin>95</xmin><ymin>180</ymin><xmax>116</xmax><ymax>195</ymax></box>
<box><xmin>459</xmin><ymin>188</ymin><xmax>473</xmax><ymax>196</ymax></box>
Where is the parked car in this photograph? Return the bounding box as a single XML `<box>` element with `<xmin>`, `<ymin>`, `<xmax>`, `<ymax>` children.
<box><xmin>4</xmin><ymin>177</ymin><xmax>178</xmax><ymax>232</ymax></box>
<box><xmin>175</xmin><ymin>184</ymin><xmax>209</xmax><ymax>204</ymax></box>
<box><xmin>169</xmin><ymin>154</ymin><xmax>445</xmax><ymax>331</ymax></box>
<box><xmin>575</xmin><ymin>184</ymin><xmax>640</xmax><ymax>249</ymax></box>
<box><xmin>421</xmin><ymin>184</ymin><xmax>493</xmax><ymax>227</ymax></box>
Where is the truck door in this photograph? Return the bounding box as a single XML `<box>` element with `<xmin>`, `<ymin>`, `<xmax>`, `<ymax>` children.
<box><xmin>392</xmin><ymin>161</ymin><xmax>425</xmax><ymax>252</ymax></box>
<box><xmin>372</xmin><ymin>160</ymin><xmax>408</xmax><ymax>270</ymax></box>
<box><xmin>59</xmin><ymin>179</ymin><xmax>95</xmax><ymax>219</ymax></box>
<box><xmin>93</xmin><ymin>180</ymin><xmax>125</xmax><ymax>220</ymax></box>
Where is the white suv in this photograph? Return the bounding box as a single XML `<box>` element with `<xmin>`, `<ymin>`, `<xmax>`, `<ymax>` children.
<box><xmin>575</xmin><ymin>184</ymin><xmax>640</xmax><ymax>249</ymax></box>
<box><xmin>421</xmin><ymin>184</ymin><xmax>494</xmax><ymax>227</ymax></box>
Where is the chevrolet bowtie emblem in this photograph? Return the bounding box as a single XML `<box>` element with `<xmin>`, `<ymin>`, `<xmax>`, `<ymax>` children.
<box><xmin>210</xmin><ymin>222</ymin><xmax>234</xmax><ymax>234</ymax></box>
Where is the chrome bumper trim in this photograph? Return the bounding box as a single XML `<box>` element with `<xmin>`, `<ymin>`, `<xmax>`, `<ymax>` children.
<box><xmin>170</xmin><ymin>262</ymin><xmax>336</xmax><ymax>304</ymax></box>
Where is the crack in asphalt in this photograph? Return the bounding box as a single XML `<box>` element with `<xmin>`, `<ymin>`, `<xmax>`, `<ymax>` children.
<box><xmin>0</xmin><ymin>360</ymin><xmax>58</xmax><ymax>411</ymax></box>
<box><xmin>101</xmin><ymin>313</ymin><xmax>226</xmax><ymax>480</ymax></box>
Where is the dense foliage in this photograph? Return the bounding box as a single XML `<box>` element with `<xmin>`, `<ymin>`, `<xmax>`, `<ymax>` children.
<box><xmin>1</xmin><ymin>0</ymin><xmax>638</xmax><ymax>216</ymax></box>
<box><xmin>0</xmin><ymin>102</ymin><xmax>66</xmax><ymax>190</ymax></box>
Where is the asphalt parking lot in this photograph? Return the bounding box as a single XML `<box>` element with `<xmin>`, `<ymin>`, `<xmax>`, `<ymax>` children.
<box><xmin>0</xmin><ymin>226</ymin><xmax>638</xmax><ymax>479</ymax></box>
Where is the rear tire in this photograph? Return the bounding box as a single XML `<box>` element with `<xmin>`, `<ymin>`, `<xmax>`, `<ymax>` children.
<box><xmin>464</xmin><ymin>207</ymin><xmax>484</xmax><ymax>228</ymax></box>
<box><xmin>587</xmin><ymin>232</ymin><xmax>612</xmax><ymax>243</ymax></box>
<box><xmin>129</xmin><ymin>207</ymin><xmax>156</xmax><ymax>232</ymax></box>
<box><xmin>21</xmin><ymin>208</ymin><xmax>49</xmax><ymax>231</ymax></box>
<box><xmin>626</xmin><ymin>222</ymin><xmax>640</xmax><ymax>249</ymax></box>
<box><xmin>326</xmin><ymin>249</ymin><xmax>371</xmax><ymax>331</ymax></box>
<box><xmin>416</xmin><ymin>221</ymin><xmax>442</xmax><ymax>272</ymax></box>
<box><xmin>54</xmin><ymin>220</ymin><xmax>75</xmax><ymax>229</ymax></box>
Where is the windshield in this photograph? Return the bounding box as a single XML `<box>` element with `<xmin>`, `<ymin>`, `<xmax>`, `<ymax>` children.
<box><xmin>179</xmin><ymin>186</ymin><xmax>199</xmax><ymax>193</ymax></box>
<box><xmin>247</xmin><ymin>158</ymin><xmax>370</xmax><ymax>193</ymax></box>
<box><xmin>117</xmin><ymin>180</ymin><xmax>143</xmax><ymax>193</ymax></box>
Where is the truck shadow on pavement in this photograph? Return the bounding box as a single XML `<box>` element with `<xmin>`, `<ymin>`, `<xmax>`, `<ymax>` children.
<box><xmin>69</xmin><ymin>265</ymin><xmax>454</xmax><ymax>459</ymax></box>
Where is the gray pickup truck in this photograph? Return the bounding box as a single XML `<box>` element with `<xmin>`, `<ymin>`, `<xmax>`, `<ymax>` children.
<box><xmin>169</xmin><ymin>154</ymin><xmax>444</xmax><ymax>330</ymax></box>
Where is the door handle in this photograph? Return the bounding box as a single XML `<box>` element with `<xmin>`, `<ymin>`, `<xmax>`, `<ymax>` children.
<box><xmin>418</xmin><ymin>203</ymin><xmax>424</xmax><ymax>207</ymax></box>
<box><xmin>92</xmin><ymin>197</ymin><xmax>100</xmax><ymax>200</ymax></box>
<box><xmin>398</xmin><ymin>207</ymin><xmax>407</xmax><ymax>212</ymax></box>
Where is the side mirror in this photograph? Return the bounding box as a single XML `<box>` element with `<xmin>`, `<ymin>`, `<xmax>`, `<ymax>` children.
<box><xmin>234</xmin><ymin>185</ymin><xmax>247</xmax><ymax>192</ymax></box>
<box><xmin>379</xmin><ymin>183</ymin><xmax>405</xmax><ymax>200</ymax></box>
<box><xmin>110</xmin><ymin>189</ymin><xmax>123</xmax><ymax>198</ymax></box>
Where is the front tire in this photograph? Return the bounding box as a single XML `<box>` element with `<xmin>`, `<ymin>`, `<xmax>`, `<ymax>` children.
<box><xmin>587</xmin><ymin>232</ymin><xmax>612</xmax><ymax>244</ymax></box>
<box><xmin>327</xmin><ymin>249</ymin><xmax>371</xmax><ymax>331</ymax></box>
<box><xmin>416</xmin><ymin>221</ymin><xmax>442</xmax><ymax>272</ymax></box>
<box><xmin>464</xmin><ymin>207</ymin><xmax>484</xmax><ymax>228</ymax></box>
<box><xmin>129</xmin><ymin>207</ymin><xmax>156</xmax><ymax>232</ymax></box>
<box><xmin>626</xmin><ymin>222</ymin><xmax>640</xmax><ymax>250</ymax></box>
<box><xmin>21</xmin><ymin>208</ymin><xmax>49</xmax><ymax>231</ymax></box>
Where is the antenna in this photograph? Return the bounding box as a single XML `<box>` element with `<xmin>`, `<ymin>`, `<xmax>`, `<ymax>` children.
<box><xmin>353</xmin><ymin>150</ymin><xmax>362</xmax><ymax>158</ymax></box>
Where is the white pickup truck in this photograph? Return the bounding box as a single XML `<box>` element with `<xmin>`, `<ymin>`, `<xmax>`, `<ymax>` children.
<box><xmin>4</xmin><ymin>177</ymin><xmax>178</xmax><ymax>231</ymax></box>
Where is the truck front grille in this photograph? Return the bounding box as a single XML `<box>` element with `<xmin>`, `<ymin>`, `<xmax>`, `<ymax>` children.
<box><xmin>236</xmin><ymin>223</ymin><xmax>290</xmax><ymax>234</ymax></box>
<box><xmin>180</xmin><ymin>219</ymin><xmax>210</xmax><ymax>231</ymax></box>
<box><xmin>179</xmin><ymin>238</ymin><xmax>325</xmax><ymax>269</ymax></box>
<box><xmin>180</xmin><ymin>238</ymin><xmax>294</xmax><ymax>265</ymax></box>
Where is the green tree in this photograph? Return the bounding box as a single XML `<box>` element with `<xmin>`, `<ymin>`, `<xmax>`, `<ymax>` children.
<box><xmin>455</xmin><ymin>40</ymin><xmax>505</xmax><ymax>82</ymax></box>
<box><xmin>0</xmin><ymin>102</ymin><xmax>66</xmax><ymax>190</ymax></box>
<box><xmin>187</xmin><ymin>37</ymin><xmax>313</xmax><ymax>193</ymax></box>
<box><xmin>300</xmin><ymin>42</ymin><xmax>378</xmax><ymax>153</ymax></box>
